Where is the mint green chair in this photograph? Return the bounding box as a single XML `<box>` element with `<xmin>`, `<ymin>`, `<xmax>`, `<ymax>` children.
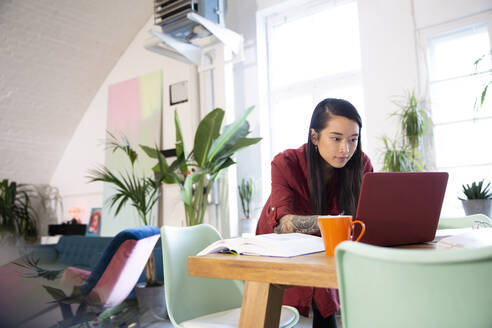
<box><xmin>161</xmin><ymin>224</ymin><xmax>299</xmax><ymax>328</ymax></box>
<box><xmin>335</xmin><ymin>241</ymin><xmax>492</xmax><ymax>328</ymax></box>
<box><xmin>437</xmin><ymin>214</ymin><xmax>491</xmax><ymax>229</ymax></box>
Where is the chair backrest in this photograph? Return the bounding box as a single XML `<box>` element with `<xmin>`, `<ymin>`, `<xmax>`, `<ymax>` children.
<box><xmin>437</xmin><ymin>214</ymin><xmax>492</xmax><ymax>229</ymax></box>
<box><xmin>161</xmin><ymin>224</ymin><xmax>243</xmax><ymax>326</ymax></box>
<box><xmin>335</xmin><ymin>241</ymin><xmax>492</xmax><ymax>328</ymax></box>
<box><xmin>79</xmin><ymin>225</ymin><xmax>161</xmax><ymax>307</ymax></box>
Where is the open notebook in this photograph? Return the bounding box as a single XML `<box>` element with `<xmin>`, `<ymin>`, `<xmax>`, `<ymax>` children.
<box><xmin>197</xmin><ymin>233</ymin><xmax>324</xmax><ymax>257</ymax></box>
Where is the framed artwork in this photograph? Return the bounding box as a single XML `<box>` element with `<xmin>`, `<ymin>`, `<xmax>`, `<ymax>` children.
<box><xmin>86</xmin><ymin>208</ymin><xmax>102</xmax><ymax>236</ymax></box>
<box><xmin>169</xmin><ymin>80</ymin><xmax>188</xmax><ymax>105</ymax></box>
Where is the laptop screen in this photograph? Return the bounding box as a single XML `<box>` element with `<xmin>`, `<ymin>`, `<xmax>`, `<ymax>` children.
<box><xmin>353</xmin><ymin>172</ymin><xmax>448</xmax><ymax>246</ymax></box>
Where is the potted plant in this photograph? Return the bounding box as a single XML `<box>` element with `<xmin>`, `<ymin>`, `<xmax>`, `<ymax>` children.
<box><xmin>143</xmin><ymin>106</ymin><xmax>261</xmax><ymax>226</ymax></box>
<box><xmin>381</xmin><ymin>136</ymin><xmax>416</xmax><ymax>173</ymax></box>
<box><xmin>381</xmin><ymin>91</ymin><xmax>431</xmax><ymax>172</ymax></box>
<box><xmin>459</xmin><ymin>179</ymin><xmax>492</xmax><ymax>217</ymax></box>
<box><xmin>238</xmin><ymin>178</ymin><xmax>255</xmax><ymax>235</ymax></box>
<box><xmin>0</xmin><ymin>179</ymin><xmax>38</xmax><ymax>245</ymax></box>
<box><xmin>87</xmin><ymin>132</ymin><xmax>166</xmax><ymax>315</ymax></box>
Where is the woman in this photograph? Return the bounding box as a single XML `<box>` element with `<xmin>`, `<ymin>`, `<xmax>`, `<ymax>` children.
<box><xmin>256</xmin><ymin>98</ymin><xmax>373</xmax><ymax>327</ymax></box>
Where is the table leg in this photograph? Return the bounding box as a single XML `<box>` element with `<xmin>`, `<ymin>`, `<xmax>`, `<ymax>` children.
<box><xmin>239</xmin><ymin>281</ymin><xmax>285</xmax><ymax>328</ymax></box>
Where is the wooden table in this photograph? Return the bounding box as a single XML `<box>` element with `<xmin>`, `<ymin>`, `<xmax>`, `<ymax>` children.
<box><xmin>188</xmin><ymin>242</ymin><xmax>444</xmax><ymax>327</ymax></box>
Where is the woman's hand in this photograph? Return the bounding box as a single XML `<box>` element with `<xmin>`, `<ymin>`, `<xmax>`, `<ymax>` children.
<box><xmin>274</xmin><ymin>214</ymin><xmax>321</xmax><ymax>235</ymax></box>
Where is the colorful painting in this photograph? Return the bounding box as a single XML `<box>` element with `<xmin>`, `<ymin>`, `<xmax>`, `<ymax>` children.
<box><xmin>86</xmin><ymin>208</ymin><xmax>102</xmax><ymax>236</ymax></box>
<box><xmin>102</xmin><ymin>70</ymin><xmax>162</xmax><ymax>235</ymax></box>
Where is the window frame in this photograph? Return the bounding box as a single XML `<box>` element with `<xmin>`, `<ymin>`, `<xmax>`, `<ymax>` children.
<box><xmin>416</xmin><ymin>10</ymin><xmax>492</xmax><ymax>216</ymax></box>
<box><xmin>256</xmin><ymin>0</ymin><xmax>364</xmax><ymax>201</ymax></box>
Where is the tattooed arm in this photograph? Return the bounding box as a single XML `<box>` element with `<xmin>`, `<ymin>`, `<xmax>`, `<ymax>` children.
<box><xmin>273</xmin><ymin>214</ymin><xmax>321</xmax><ymax>235</ymax></box>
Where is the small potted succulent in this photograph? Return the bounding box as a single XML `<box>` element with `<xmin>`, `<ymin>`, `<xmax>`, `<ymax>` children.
<box><xmin>459</xmin><ymin>179</ymin><xmax>492</xmax><ymax>217</ymax></box>
<box><xmin>238</xmin><ymin>178</ymin><xmax>256</xmax><ymax>235</ymax></box>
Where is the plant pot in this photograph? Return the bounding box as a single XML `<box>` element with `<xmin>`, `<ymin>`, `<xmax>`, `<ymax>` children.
<box><xmin>135</xmin><ymin>282</ymin><xmax>167</xmax><ymax>319</ymax></box>
<box><xmin>461</xmin><ymin>199</ymin><xmax>492</xmax><ymax>217</ymax></box>
<box><xmin>239</xmin><ymin>217</ymin><xmax>257</xmax><ymax>236</ymax></box>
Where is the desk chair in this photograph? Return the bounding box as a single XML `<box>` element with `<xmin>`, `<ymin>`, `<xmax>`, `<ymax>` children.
<box><xmin>161</xmin><ymin>224</ymin><xmax>299</xmax><ymax>328</ymax></box>
<box><xmin>335</xmin><ymin>241</ymin><xmax>492</xmax><ymax>328</ymax></box>
<box><xmin>437</xmin><ymin>213</ymin><xmax>491</xmax><ymax>230</ymax></box>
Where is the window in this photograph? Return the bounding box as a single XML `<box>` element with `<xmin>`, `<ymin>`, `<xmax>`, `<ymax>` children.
<box><xmin>264</xmin><ymin>0</ymin><xmax>365</xmax><ymax>158</ymax></box>
<box><xmin>422</xmin><ymin>14</ymin><xmax>492</xmax><ymax>216</ymax></box>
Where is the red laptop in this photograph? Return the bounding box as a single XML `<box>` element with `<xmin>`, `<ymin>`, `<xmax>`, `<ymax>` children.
<box><xmin>353</xmin><ymin>172</ymin><xmax>449</xmax><ymax>246</ymax></box>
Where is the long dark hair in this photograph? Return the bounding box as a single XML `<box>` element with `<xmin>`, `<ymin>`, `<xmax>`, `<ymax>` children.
<box><xmin>307</xmin><ymin>98</ymin><xmax>363</xmax><ymax>216</ymax></box>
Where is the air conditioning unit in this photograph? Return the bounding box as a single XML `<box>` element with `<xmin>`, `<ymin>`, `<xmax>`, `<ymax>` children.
<box><xmin>154</xmin><ymin>0</ymin><xmax>225</xmax><ymax>42</ymax></box>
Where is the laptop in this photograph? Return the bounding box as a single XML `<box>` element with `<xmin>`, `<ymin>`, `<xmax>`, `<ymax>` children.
<box><xmin>353</xmin><ymin>172</ymin><xmax>449</xmax><ymax>246</ymax></box>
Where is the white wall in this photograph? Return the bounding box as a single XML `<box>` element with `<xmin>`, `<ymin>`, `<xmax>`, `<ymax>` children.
<box><xmin>413</xmin><ymin>0</ymin><xmax>492</xmax><ymax>29</ymax></box>
<box><xmin>228</xmin><ymin>2</ymin><xmax>265</xmax><ymax>222</ymax></box>
<box><xmin>357</xmin><ymin>0</ymin><xmax>420</xmax><ymax>169</ymax></box>
<box><xmin>51</xmin><ymin>17</ymin><xmax>199</xmax><ymax>235</ymax></box>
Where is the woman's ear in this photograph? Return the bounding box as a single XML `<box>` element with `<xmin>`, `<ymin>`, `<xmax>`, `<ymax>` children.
<box><xmin>310</xmin><ymin>128</ymin><xmax>319</xmax><ymax>145</ymax></box>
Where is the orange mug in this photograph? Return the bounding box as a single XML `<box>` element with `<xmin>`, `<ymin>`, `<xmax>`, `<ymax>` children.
<box><xmin>318</xmin><ymin>215</ymin><xmax>366</xmax><ymax>256</ymax></box>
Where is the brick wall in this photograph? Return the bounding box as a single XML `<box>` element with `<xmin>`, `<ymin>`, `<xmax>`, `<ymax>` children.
<box><xmin>0</xmin><ymin>0</ymin><xmax>151</xmax><ymax>184</ymax></box>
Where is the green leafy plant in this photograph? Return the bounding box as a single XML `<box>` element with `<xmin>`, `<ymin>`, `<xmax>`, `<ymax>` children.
<box><xmin>87</xmin><ymin>133</ymin><xmax>160</xmax><ymax>226</ymax></box>
<box><xmin>473</xmin><ymin>50</ymin><xmax>491</xmax><ymax>110</ymax></box>
<box><xmin>459</xmin><ymin>180</ymin><xmax>492</xmax><ymax>200</ymax></box>
<box><xmin>87</xmin><ymin>132</ymin><xmax>164</xmax><ymax>286</ymax></box>
<box><xmin>14</xmin><ymin>255</ymin><xmax>63</xmax><ymax>280</ymax></box>
<box><xmin>397</xmin><ymin>91</ymin><xmax>431</xmax><ymax>149</ymax></box>
<box><xmin>381</xmin><ymin>137</ymin><xmax>419</xmax><ymax>172</ymax></box>
<box><xmin>381</xmin><ymin>91</ymin><xmax>431</xmax><ymax>172</ymax></box>
<box><xmin>238</xmin><ymin>178</ymin><xmax>254</xmax><ymax>218</ymax></box>
<box><xmin>143</xmin><ymin>106</ymin><xmax>261</xmax><ymax>226</ymax></box>
<box><xmin>0</xmin><ymin>179</ymin><xmax>38</xmax><ymax>244</ymax></box>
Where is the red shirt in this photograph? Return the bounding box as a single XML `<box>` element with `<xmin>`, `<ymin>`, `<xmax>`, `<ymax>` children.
<box><xmin>256</xmin><ymin>144</ymin><xmax>373</xmax><ymax>317</ymax></box>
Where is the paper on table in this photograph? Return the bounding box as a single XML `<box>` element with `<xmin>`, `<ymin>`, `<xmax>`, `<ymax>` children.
<box><xmin>436</xmin><ymin>228</ymin><xmax>492</xmax><ymax>249</ymax></box>
<box><xmin>432</xmin><ymin>228</ymin><xmax>471</xmax><ymax>242</ymax></box>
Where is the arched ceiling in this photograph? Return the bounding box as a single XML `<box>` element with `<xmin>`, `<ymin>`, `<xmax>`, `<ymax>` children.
<box><xmin>0</xmin><ymin>0</ymin><xmax>153</xmax><ymax>184</ymax></box>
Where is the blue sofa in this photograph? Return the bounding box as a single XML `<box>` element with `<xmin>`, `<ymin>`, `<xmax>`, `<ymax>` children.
<box><xmin>23</xmin><ymin>235</ymin><xmax>164</xmax><ymax>292</ymax></box>
<box><xmin>26</xmin><ymin>235</ymin><xmax>112</xmax><ymax>271</ymax></box>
